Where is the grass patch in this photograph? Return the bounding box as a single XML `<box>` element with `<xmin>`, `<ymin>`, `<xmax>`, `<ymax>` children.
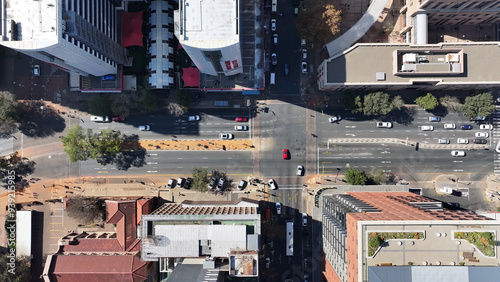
<box><xmin>454</xmin><ymin>231</ymin><xmax>496</xmax><ymax>257</ymax></box>
<box><xmin>368</xmin><ymin>232</ymin><xmax>424</xmax><ymax>257</ymax></box>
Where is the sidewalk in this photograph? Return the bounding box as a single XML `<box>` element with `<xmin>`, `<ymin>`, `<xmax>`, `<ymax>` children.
<box><xmin>485</xmin><ymin>175</ymin><xmax>500</xmax><ymax>203</ymax></box>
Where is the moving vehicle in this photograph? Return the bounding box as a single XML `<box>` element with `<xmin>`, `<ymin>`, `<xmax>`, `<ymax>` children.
<box><xmin>302</xmin><ymin>213</ymin><xmax>307</xmax><ymax>226</ymax></box>
<box><xmin>451</xmin><ymin>150</ymin><xmax>466</xmax><ymax>157</ymax></box>
<box><xmin>286</xmin><ymin>221</ymin><xmax>293</xmax><ymax>256</ymax></box>
<box><xmin>139</xmin><ymin>125</ymin><xmax>151</xmax><ymax>131</ymax></box>
<box><xmin>282</xmin><ymin>149</ymin><xmax>290</xmax><ymax>159</ymax></box>
<box><xmin>376</xmin><ymin>122</ymin><xmax>392</xmax><ymax>128</ymax></box>
<box><xmin>457</xmin><ymin>138</ymin><xmax>469</xmax><ymax>144</ymax></box>
<box><xmin>273</xmin><ymin>34</ymin><xmax>278</xmax><ymax>45</ymax></box>
<box><xmin>284</xmin><ymin>64</ymin><xmax>289</xmax><ymax>76</ymax></box>
<box><xmin>167</xmin><ymin>179</ymin><xmax>175</xmax><ymax>188</ymax></box>
<box><xmin>235</xmin><ymin>117</ymin><xmax>248</xmax><ymax>122</ymax></box>
<box><xmin>329</xmin><ymin>115</ymin><xmax>341</xmax><ymax>123</ymax></box>
<box><xmin>429</xmin><ymin>116</ymin><xmax>441</xmax><ymax>122</ymax></box>
<box><xmin>438</xmin><ymin>139</ymin><xmax>450</xmax><ymax>144</ymax></box>
<box><xmin>301</xmin><ymin>38</ymin><xmax>306</xmax><ymax>46</ymax></box>
<box><xmin>421</xmin><ymin>125</ymin><xmax>434</xmax><ymax>131</ymax></box>
<box><xmin>461</xmin><ymin>125</ymin><xmax>473</xmax><ymax>130</ymax></box>
<box><xmin>216</xmin><ymin>178</ymin><xmax>225</xmax><ymax>191</ymax></box>
<box><xmin>91</xmin><ymin>116</ymin><xmax>110</xmax><ymax>122</ymax></box>
<box><xmin>102</xmin><ymin>74</ymin><xmax>116</xmax><ymax>81</ymax></box>
<box><xmin>220</xmin><ymin>133</ymin><xmax>234</xmax><ymax>139</ymax></box>
<box><xmin>473</xmin><ymin>138</ymin><xmax>487</xmax><ymax>144</ymax></box>
<box><xmin>208</xmin><ymin>177</ymin><xmax>217</xmax><ymax>189</ymax></box>
<box><xmin>296</xmin><ymin>165</ymin><xmax>304</xmax><ymax>176</ymax></box>
<box><xmin>271</xmin><ymin>53</ymin><xmax>277</xmax><ymax>65</ymax></box>
<box><xmin>176</xmin><ymin>178</ymin><xmax>184</xmax><ymax>188</ymax></box>
<box><xmin>268</xmin><ymin>179</ymin><xmax>277</xmax><ymax>190</ymax></box>
<box><xmin>183</xmin><ymin>178</ymin><xmax>192</xmax><ymax>189</ymax></box>
<box><xmin>33</xmin><ymin>65</ymin><xmax>40</xmax><ymax>76</ymax></box>
<box><xmin>188</xmin><ymin>115</ymin><xmax>200</xmax><ymax>121</ymax></box>
<box><xmin>496</xmin><ymin>139</ymin><xmax>500</xmax><ymax>153</ymax></box>
<box><xmin>270</xmin><ymin>72</ymin><xmax>276</xmax><ymax>85</ymax></box>
<box><xmin>266</xmin><ymin>258</ymin><xmax>271</xmax><ymax>269</ymax></box>
<box><xmin>235</xmin><ymin>125</ymin><xmax>248</xmax><ymax>131</ymax></box>
<box><xmin>271</xmin><ymin>19</ymin><xmax>276</xmax><ymax>31</ymax></box>
<box><xmin>272</xmin><ymin>0</ymin><xmax>277</xmax><ymax>13</ymax></box>
<box><xmin>302</xmin><ymin>49</ymin><xmax>307</xmax><ymax>60</ymax></box>
<box><xmin>444</xmin><ymin>123</ymin><xmax>455</xmax><ymax>129</ymax></box>
<box><xmin>276</xmin><ymin>202</ymin><xmax>281</xmax><ymax>215</ymax></box>
<box><xmin>480</xmin><ymin>124</ymin><xmax>493</xmax><ymax>130</ymax></box>
<box><xmin>237</xmin><ymin>180</ymin><xmax>246</xmax><ymax>190</ymax></box>
<box><xmin>475</xmin><ymin>132</ymin><xmax>489</xmax><ymax>138</ymax></box>
<box><xmin>301</xmin><ymin>62</ymin><xmax>307</xmax><ymax>73</ymax></box>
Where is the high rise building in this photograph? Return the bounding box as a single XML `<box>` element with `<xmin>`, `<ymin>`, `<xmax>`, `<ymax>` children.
<box><xmin>0</xmin><ymin>0</ymin><xmax>127</xmax><ymax>76</ymax></box>
<box><xmin>321</xmin><ymin>192</ymin><xmax>500</xmax><ymax>282</ymax></box>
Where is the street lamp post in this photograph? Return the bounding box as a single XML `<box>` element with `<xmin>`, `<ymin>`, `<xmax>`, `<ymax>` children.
<box><xmin>335</xmin><ymin>168</ymin><xmax>340</xmax><ymax>182</ymax></box>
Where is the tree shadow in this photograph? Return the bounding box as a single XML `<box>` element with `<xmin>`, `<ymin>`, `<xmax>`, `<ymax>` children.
<box><xmin>111</xmin><ymin>134</ymin><xmax>147</xmax><ymax>170</ymax></box>
<box><xmin>427</xmin><ymin>105</ymin><xmax>449</xmax><ymax>117</ymax></box>
<box><xmin>384</xmin><ymin>107</ymin><xmax>416</xmax><ymax>126</ymax></box>
<box><xmin>0</xmin><ymin>123</ymin><xmax>18</xmax><ymax>139</ymax></box>
<box><xmin>18</xmin><ymin>101</ymin><xmax>65</xmax><ymax>138</ymax></box>
<box><xmin>1</xmin><ymin>152</ymin><xmax>36</xmax><ymax>192</ymax></box>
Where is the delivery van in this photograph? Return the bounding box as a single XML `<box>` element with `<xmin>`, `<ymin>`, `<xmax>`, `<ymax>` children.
<box><xmin>270</xmin><ymin>72</ymin><xmax>276</xmax><ymax>85</ymax></box>
<box><xmin>272</xmin><ymin>0</ymin><xmax>277</xmax><ymax>13</ymax></box>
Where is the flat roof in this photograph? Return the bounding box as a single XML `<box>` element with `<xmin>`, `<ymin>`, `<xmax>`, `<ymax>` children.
<box><xmin>175</xmin><ymin>0</ymin><xmax>239</xmax><ymax>48</ymax></box>
<box><xmin>325</xmin><ymin>42</ymin><xmax>500</xmax><ymax>86</ymax></box>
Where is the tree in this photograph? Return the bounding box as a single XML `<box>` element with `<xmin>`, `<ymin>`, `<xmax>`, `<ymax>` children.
<box><xmin>88</xmin><ymin>129</ymin><xmax>123</xmax><ymax>159</ymax></box>
<box><xmin>415</xmin><ymin>93</ymin><xmax>439</xmax><ymax>110</ymax></box>
<box><xmin>61</xmin><ymin>126</ymin><xmax>124</xmax><ymax>162</ymax></box>
<box><xmin>174</xmin><ymin>89</ymin><xmax>192</xmax><ymax>110</ymax></box>
<box><xmin>295</xmin><ymin>1</ymin><xmax>342</xmax><ymax>46</ymax></box>
<box><xmin>136</xmin><ymin>86</ymin><xmax>159</xmax><ymax>114</ymax></box>
<box><xmin>61</xmin><ymin>126</ymin><xmax>90</xmax><ymax>162</ymax></box>
<box><xmin>110</xmin><ymin>95</ymin><xmax>131</xmax><ymax>118</ymax></box>
<box><xmin>191</xmin><ymin>168</ymin><xmax>208</xmax><ymax>192</ymax></box>
<box><xmin>345</xmin><ymin>168</ymin><xmax>367</xmax><ymax>185</ymax></box>
<box><xmin>363</xmin><ymin>92</ymin><xmax>394</xmax><ymax>116</ymax></box>
<box><xmin>89</xmin><ymin>95</ymin><xmax>112</xmax><ymax>116</ymax></box>
<box><xmin>0</xmin><ymin>92</ymin><xmax>19</xmax><ymax>137</ymax></box>
<box><xmin>459</xmin><ymin>92</ymin><xmax>495</xmax><ymax>120</ymax></box>
<box><xmin>65</xmin><ymin>195</ymin><xmax>106</xmax><ymax>224</ymax></box>
<box><xmin>0</xmin><ymin>254</ymin><xmax>31</xmax><ymax>282</ymax></box>
<box><xmin>392</xmin><ymin>95</ymin><xmax>404</xmax><ymax>110</ymax></box>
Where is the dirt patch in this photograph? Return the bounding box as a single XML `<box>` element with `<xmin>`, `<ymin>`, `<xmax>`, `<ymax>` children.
<box><xmin>139</xmin><ymin>139</ymin><xmax>254</xmax><ymax>151</ymax></box>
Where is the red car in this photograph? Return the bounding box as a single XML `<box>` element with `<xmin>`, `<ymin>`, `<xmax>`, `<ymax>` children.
<box><xmin>283</xmin><ymin>149</ymin><xmax>289</xmax><ymax>159</ymax></box>
<box><xmin>112</xmin><ymin>116</ymin><xmax>125</xmax><ymax>122</ymax></box>
<box><xmin>235</xmin><ymin>117</ymin><xmax>248</xmax><ymax>122</ymax></box>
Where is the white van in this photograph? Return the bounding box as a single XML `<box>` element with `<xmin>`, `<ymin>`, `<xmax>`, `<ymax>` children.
<box><xmin>270</xmin><ymin>73</ymin><xmax>276</xmax><ymax>85</ymax></box>
<box><xmin>272</xmin><ymin>0</ymin><xmax>277</xmax><ymax>13</ymax></box>
<box><xmin>90</xmin><ymin>116</ymin><xmax>110</xmax><ymax>122</ymax></box>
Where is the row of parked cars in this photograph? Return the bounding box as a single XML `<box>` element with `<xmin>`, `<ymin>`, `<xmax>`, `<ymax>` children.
<box><xmin>167</xmin><ymin>177</ymin><xmax>192</xmax><ymax>189</ymax></box>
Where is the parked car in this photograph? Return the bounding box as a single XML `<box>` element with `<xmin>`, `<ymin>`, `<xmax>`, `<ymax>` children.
<box><xmin>301</xmin><ymin>61</ymin><xmax>307</xmax><ymax>73</ymax></box>
<box><xmin>302</xmin><ymin>213</ymin><xmax>307</xmax><ymax>226</ymax></box>
<box><xmin>266</xmin><ymin>257</ymin><xmax>271</xmax><ymax>269</ymax></box>
<box><xmin>329</xmin><ymin>115</ymin><xmax>341</xmax><ymax>123</ymax></box>
<box><xmin>282</xmin><ymin>149</ymin><xmax>290</xmax><ymax>159</ymax></box>
<box><xmin>451</xmin><ymin>150</ymin><xmax>466</xmax><ymax>157</ymax></box>
<box><xmin>496</xmin><ymin>139</ymin><xmax>500</xmax><ymax>153</ymax></box>
<box><xmin>268</xmin><ymin>179</ymin><xmax>277</xmax><ymax>190</ymax></box>
<box><xmin>444</xmin><ymin>123</ymin><xmax>455</xmax><ymax>129</ymax></box>
<box><xmin>302</xmin><ymin>49</ymin><xmax>307</xmax><ymax>60</ymax></box>
<box><xmin>301</xmin><ymin>38</ymin><xmax>306</xmax><ymax>46</ymax></box>
<box><xmin>176</xmin><ymin>178</ymin><xmax>184</xmax><ymax>188</ymax></box>
<box><xmin>284</xmin><ymin>64</ymin><xmax>289</xmax><ymax>76</ymax></box>
<box><xmin>480</xmin><ymin>124</ymin><xmax>493</xmax><ymax>130</ymax></box>
<box><xmin>461</xmin><ymin>125</ymin><xmax>473</xmax><ymax>130</ymax></box>
<box><xmin>112</xmin><ymin>116</ymin><xmax>125</xmax><ymax>122</ymax></box>
<box><xmin>102</xmin><ymin>74</ymin><xmax>116</xmax><ymax>81</ymax></box>
<box><xmin>167</xmin><ymin>179</ymin><xmax>175</xmax><ymax>188</ymax></box>
<box><xmin>275</xmin><ymin>202</ymin><xmax>281</xmax><ymax>214</ymax></box>
<box><xmin>216</xmin><ymin>178</ymin><xmax>225</xmax><ymax>191</ymax></box>
<box><xmin>473</xmin><ymin>138</ymin><xmax>487</xmax><ymax>144</ymax></box>
<box><xmin>271</xmin><ymin>53</ymin><xmax>277</xmax><ymax>65</ymax></box>
<box><xmin>237</xmin><ymin>180</ymin><xmax>247</xmax><ymax>190</ymax></box>
<box><xmin>271</xmin><ymin>19</ymin><xmax>276</xmax><ymax>31</ymax></box>
<box><xmin>235</xmin><ymin>125</ymin><xmax>248</xmax><ymax>131</ymax></box>
<box><xmin>446</xmin><ymin>202</ymin><xmax>460</xmax><ymax>209</ymax></box>
<box><xmin>139</xmin><ymin>125</ymin><xmax>151</xmax><ymax>131</ymax></box>
<box><xmin>235</xmin><ymin>117</ymin><xmax>248</xmax><ymax>122</ymax></box>
<box><xmin>273</xmin><ymin>34</ymin><xmax>278</xmax><ymax>45</ymax></box>
<box><xmin>183</xmin><ymin>178</ymin><xmax>192</xmax><ymax>189</ymax></box>
<box><xmin>421</xmin><ymin>125</ymin><xmax>434</xmax><ymax>131</ymax></box>
<box><xmin>297</xmin><ymin>165</ymin><xmax>304</xmax><ymax>176</ymax></box>
<box><xmin>220</xmin><ymin>133</ymin><xmax>234</xmax><ymax>139</ymax></box>
<box><xmin>429</xmin><ymin>116</ymin><xmax>441</xmax><ymax>122</ymax></box>
<box><xmin>188</xmin><ymin>115</ymin><xmax>200</xmax><ymax>121</ymax></box>
<box><xmin>208</xmin><ymin>177</ymin><xmax>217</xmax><ymax>189</ymax></box>
<box><xmin>475</xmin><ymin>132</ymin><xmax>489</xmax><ymax>138</ymax></box>
<box><xmin>376</xmin><ymin>122</ymin><xmax>392</xmax><ymax>128</ymax></box>
<box><xmin>33</xmin><ymin>65</ymin><xmax>40</xmax><ymax>76</ymax></box>
<box><xmin>91</xmin><ymin>116</ymin><xmax>110</xmax><ymax>122</ymax></box>
<box><xmin>457</xmin><ymin>138</ymin><xmax>469</xmax><ymax>144</ymax></box>
<box><xmin>438</xmin><ymin>139</ymin><xmax>450</xmax><ymax>144</ymax></box>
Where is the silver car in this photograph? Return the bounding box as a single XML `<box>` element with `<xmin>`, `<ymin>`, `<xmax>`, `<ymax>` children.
<box><xmin>438</xmin><ymin>139</ymin><xmax>450</xmax><ymax>144</ymax></box>
<box><xmin>235</xmin><ymin>125</ymin><xmax>248</xmax><ymax>131</ymax></box>
<box><xmin>219</xmin><ymin>133</ymin><xmax>234</xmax><ymax>139</ymax></box>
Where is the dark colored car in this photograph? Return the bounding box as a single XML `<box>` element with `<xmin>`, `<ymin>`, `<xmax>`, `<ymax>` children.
<box><xmin>102</xmin><ymin>74</ymin><xmax>116</xmax><ymax>81</ymax></box>
<box><xmin>235</xmin><ymin>117</ymin><xmax>248</xmax><ymax>122</ymax></box>
<box><xmin>183</xmin><ymin>178</ymin><xmax>192</xmax><ymax>189</ymax></box>
<box><xmin>460</xmin><ymin>125</ymin><xmax>473</xmax><ymax>130</ymax></box>
<box><xmin>112</xmin><ymin>116</ymin><xmax>125</xmax><ymax>122</ymax></box>
<box><xmin>284</xmin><ymin>64</ymin><xmax>289</xmax><ymax>76</ymax></box>
<box><xmin>473</xmin><ymin>138</ymin><xmax>487</xmax><ymax>144</ymax></box>
<box><xmin>283</xmin><ymin>149</ymin><xmax>289</xmax><ymax>159</ymax></box>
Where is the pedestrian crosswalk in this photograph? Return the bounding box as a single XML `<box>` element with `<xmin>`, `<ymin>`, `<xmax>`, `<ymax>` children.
<box><xmin>492</xmin><ymin>105</ymin><xmax>500</xmax><ymax>174</ymax></box>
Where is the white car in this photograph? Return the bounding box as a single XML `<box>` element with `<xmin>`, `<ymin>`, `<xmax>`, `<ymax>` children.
<box><xmin>216</xmin><ymin>178</ymin><xmax>225</xmax><ymax>191</ymax></box>
<box><xmin>480</xmin><ymin>124</ymin><xmax>493</xmax><ymax>130</ymax></box>
<box><xmin>237</xmin><ymin>180</ymin><xmax>246</xmax><ymax>190</ymax></box>
<box><xmin>475</xmin><ymin>132</ymin><xmax>489</xmax><ymax>138</ymax></box>
<box><xmin>302</xmin><ymin>213</ymin><xmax>307</xmax><ymax>226</ymax></box>
<box><xmin>271</xmin><ymin>19</ymin><xmax>276</xmax><ymax>31</ymax></box>
<box><xmin>138</xmin><ymin>125</ymin><xmax>151</xmax><ymax>131</ymax></box>
<box><xmin>275</xmin><ymin>202</ymin><xmax>281</xmax><ymax>215</ymax></box>
<box><xmin>301</xmin><ymin>38</ymin><xmax>306</xmax><ymax>46</ymax></box>
<box><xmin>496</xmin><ymin>140</ymin><xmax>500</xmax><ymax>153</ymax></box>
<box><xmin>301</xmin><ymin>62</ymin><xmax>307</xmax><ymax>73</ymax></box>
<box><xmin>273</xmin><ymin>34</ymin><xmax>278</xmax><ymax>45</ymax></box>
<box><xmin>188</xmin><ymin>115</ymin><xmax>200</xmax><ymax>121</ymax></box>
<box><xmin>438</xmin><ymin>139</ymin><xmax>450</xmax><ymax>144</ymax></box>
<box><xmin>444</xmin><ymin>123</ymin><xmax>456</xmax><ymax>129</ymax></box>
<box><xmin>271</xmin><ymin>53</ymin><xmax>277</xmax><ymax>65</ymax></box>
<box><xmin>219</xmin><ymin>133</ymin><xmax>234</xmax><ymax>139</ymax></box>
<box><xmin>297</xmin><ymin>165</ymin><xmax>304</xmax><ymax>176</ymax></box>
<box><xmin>208</xmin><ymin>177</ymin><xmax>217</xmax><ymax>189</ymax></box>
<box><xmin>90</xmin><ymin>116</ymin><xmax>110</xmax><ymax>122</ymax></box>
<box><xmin>167</xmin><ymin>178</ymin><xmax>175</xmax><ymax>188</ymax></box>
<box><xmin>329</xmin><ymin>115</ymin><xmax>341</xmax><ymax>123</ymax></box>
<box><xmin>457</xmin><ymin>138</ymin><xmax>469</xmax><ymax>144</ymax></box>
<box><xmin>302</xmin><ymin>49</ymin><xmax>307</xmax><ymax>60</ymax></box>
<box><xmin>451</xmin><ymin>150</ymin><xmax>466</xmax><ymax>157</ymax></box>
<box><xmin>268</xmin><ymin>179</ymin><xmax>277</xmax><ymax>190</ymax></box>
<box><xmin>376</xmin><ymin>122</ymin><xmax>392</xmax><ymax>128</ymax></box>
<box><xmin>235</xmin><ymin>125</ymin><xmax>248</xmax><ymax>131</ymax></box>
<box><xmin>421</xmin><ymin>125</ymin><xmax>434</xmax><ymax>131</ymax></box>
<box><xmin>33</xmin><ymin>65</ymin><xmax>40</xmax><ymax>76</ymax></box>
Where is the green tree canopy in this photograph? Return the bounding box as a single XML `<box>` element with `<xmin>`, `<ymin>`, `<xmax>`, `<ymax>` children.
<box><xmin>88</xmin><ymin>129</ymin><xmax>123</xmax><ymax>159</ymax></box>
<box><xmin>0</xmin><ymin>254</ymin><xmax>31</xmax><ymax>282</ymax></box>
<box><xmin>415</xmin><ymin>93</ymin><xmax>439</xmax><ymax>110</ymax></box>
<box><xmin>345</xmin><ymin>168</ymin><xmax>367</xmax><ymax>185</ymax></box>
<box><xmin>61</xmin><ymin>126</ymin><xmax>123</xmax><ymax>162</ymax></box>
<box><xmin>191</xmin><ymin>168</ymin><xmax>208</xmax><ymax>192</ymax></box>
<box><xmin>459</xmin><ymin>92</ymin><xmax>495</xmax><ymax>120</ymax></box>
<box><xmin>89</xmin><ymin>95</ymin><xmax>112</xmax><ymax>116</ymax></box>
<box><xmin>0</xmin><ymin>91</ymin><xmax>19</xmax><ymax>123</ymax></box>
<box><xmin>363</xmin><ymin>92</ymin><xmax>394</xmax><ymax>116</ymax></box>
